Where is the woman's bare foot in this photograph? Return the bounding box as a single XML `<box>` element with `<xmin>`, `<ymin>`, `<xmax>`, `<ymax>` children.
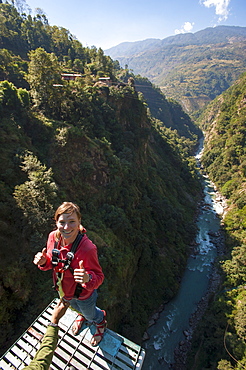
<box><xmin>72</xmin><ymin>315</ymin><xmax>86</xmax><ymax>335</ymax></box>
<box><xmin>91</xmin><ymin>311</ymin><xmax>107</xmax><ymax>346</ymax></box>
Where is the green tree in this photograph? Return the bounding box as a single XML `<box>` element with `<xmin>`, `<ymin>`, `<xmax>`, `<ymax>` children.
<box><xmin>50</xmin><ymin>26</ymin><xmax>73</xmax><ymax>56</ymax></box>
<box><xmin>0</xmin><ymin>2</ymin><xmax>25</xmax><ymax>54</ymax></box>
<box><xmin>27</xmin><ymin>47</ymin><xmax>62</xmax><ymax>113</ymax></box>
<box><xmin>13</xmin><ymin>151</ymin><xmax>57</xmax><ymax>245</ymax></box>
<box><xmin>217</xmin><ymin>359</ymin><xmax>234</xmax><ymax>369</ymax></box>
<box><xmin>0</xmin><ymin>80</ymin><xmax>29</xmax><ymax>115</ymax></box>
<box><xmin>234</xmin><ymin>294</ymin><xmax>246</xmax><ymax>342</ymax></box>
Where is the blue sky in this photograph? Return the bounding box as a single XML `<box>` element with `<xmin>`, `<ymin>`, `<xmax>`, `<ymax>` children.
<box><xmin>24</xmin><ymin>0</ymin><xmax>246</xmax><ymax>50</ymax></box>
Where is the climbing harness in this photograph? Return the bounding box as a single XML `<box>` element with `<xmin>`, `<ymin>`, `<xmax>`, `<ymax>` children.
<box><xmin>52</xmin><ymin>233</ymin><xmax>84</xmax><ymax>298</ymax></box>
<box><xmin>52</xmin><ymin>249</ymin><xmax>74</xmax><ymax>271</ymax></box>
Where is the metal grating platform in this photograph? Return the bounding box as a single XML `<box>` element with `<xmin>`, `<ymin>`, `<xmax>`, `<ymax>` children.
<box><xmin>0</xmin><ymin>299</ymin><xmax>145</xmax><ymax>370</ymax></box>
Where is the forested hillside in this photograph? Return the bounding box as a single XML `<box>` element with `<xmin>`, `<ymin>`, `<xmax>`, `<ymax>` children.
<box><xmin>0</xmin><ymin>1</ymin><xmax>202</xmax><ymax>354</ymax></box>
<box><xmin>114</xmin><ymin>69</ymin><xmax>201</xmax><ymax>140</ymax></box>
<box><xmin>187</xmin><ymin>72</ymin><xmax>246</xmax><ymax>369</ymax></box>
<box><xmin>106</xmin><ymin>26</ymin><xmax>246</xmax><ymax>115</ymax></box>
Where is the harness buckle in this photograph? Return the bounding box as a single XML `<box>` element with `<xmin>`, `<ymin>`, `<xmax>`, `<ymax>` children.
<box><xmin>52</xmin><ymin>249</ymin><xmax>74</xmax><ymax>271</ymax></box>
<box><xmin>52</xmin><ymin>249</ymin><xmax>60</xmax><ymax>266</ymax></box>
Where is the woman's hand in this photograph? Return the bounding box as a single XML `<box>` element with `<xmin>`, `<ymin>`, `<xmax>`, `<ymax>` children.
<box><xmin>33</xmin><ymin>247</ymin><xmax>47</xmax><ymax>266</ymax></box>
<box><xmin>74</xmin><ymin>260</ymin><xmax>90</xmax><ymax>284</ymax></box>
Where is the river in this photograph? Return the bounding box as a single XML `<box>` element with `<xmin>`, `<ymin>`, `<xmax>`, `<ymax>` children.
<box><xmin>142</xmin><ymin>143</ymin><xmax>226</xmax><ymax>369</ymax></box>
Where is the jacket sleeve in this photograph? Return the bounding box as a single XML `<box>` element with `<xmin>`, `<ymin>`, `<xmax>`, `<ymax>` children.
<box><xmin>82</xmin><ymin>245</ymin><xmax>104</xmax><ymax>292</ymax></box>
<box><xmin>23</xmin><ymin>326</ymin><xmax>58</xmax><ymax>369</ymax></box>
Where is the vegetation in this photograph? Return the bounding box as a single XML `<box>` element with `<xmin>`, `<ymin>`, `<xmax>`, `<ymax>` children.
<box><xmin>118</xmin><ymin>71</ymin><xmax>202</xmax><ymax>140</ymax></box>
<box><xmin>1</xmin><ymin>3</ymin><xmax>244</xmax><ymax>369</ymax></box>
<box><xmin>187</xmin><ymin>72</ymin><xmax>246</xmax><ymax>369</ymax></box>
<box><xmin>0</xmin><ymin>0</ymin><xmax>202</xmax><ymax>354</ymax></box>
<box><xmin>106</xmin><ymin>26</ymin><xmax>246</xmax><ymax>115</ymax></box>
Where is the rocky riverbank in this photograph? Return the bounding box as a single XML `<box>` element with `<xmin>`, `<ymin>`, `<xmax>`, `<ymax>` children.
<box><xmin>141</xmin><ymin>179</ymin><xmax>228</xmax><ymax>369</ymax></box>
<box><xmin>169</xmin><ymin>184</ymin><xmax>228</xmax><ymax>369</ymax></box>
<box><xmin>141</xmin><ymin>225</ymin><xmax>226</xmax><ymax>344</ymax></box>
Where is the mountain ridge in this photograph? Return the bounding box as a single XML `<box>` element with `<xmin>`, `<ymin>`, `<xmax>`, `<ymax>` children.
<box><xmin>0</xmin><ymin>1</ymin><xmax>202</xmax><ymax>353</ymax></box>
<box><xmin>105</xmin><ymin>26</ymin><xmax>246</xmax><ymax>114</ymax></box>
<box><xmin>105</xmin><ymin>26</ymin><xmax>246</xmax><ymax>57</ymax></box>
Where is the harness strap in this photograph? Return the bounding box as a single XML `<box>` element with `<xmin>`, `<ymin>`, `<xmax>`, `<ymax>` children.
<box><xmin>52</xmin><ymin>233</ymin><xmax>85</xmax><ymax>298</ymax></box>
<box><xmin>69</xmin><ymin>233</ymin><xmax>85</xmax><ymax>299</ymax></box>
<box><xmin>71</xmin><ymin>233</ymin><xmax>84</xmax><ymax>254</ymax></box>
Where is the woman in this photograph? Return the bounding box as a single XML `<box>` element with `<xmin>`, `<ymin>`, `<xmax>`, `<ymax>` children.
<box><xmin>33</xmin><ymin>202</ymin><xmax>106</xmax><ymax>346</ymax></box>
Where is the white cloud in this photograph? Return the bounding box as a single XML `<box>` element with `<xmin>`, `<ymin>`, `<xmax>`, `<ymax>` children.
<box><xmin>175</xmin><ymin>21</ymin><xmax>195</xmax><ymax>35</ymax></box>
<box><xmin>201</xmin><ymin>0</ymin><xmax>230</xmax><ymax>21</ymax></box>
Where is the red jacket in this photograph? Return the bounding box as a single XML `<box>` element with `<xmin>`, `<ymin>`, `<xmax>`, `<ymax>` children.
<box><xmin>39</xmin><ymin>231</ymin><xmax>104</xmax><ymax>300</ymax></box>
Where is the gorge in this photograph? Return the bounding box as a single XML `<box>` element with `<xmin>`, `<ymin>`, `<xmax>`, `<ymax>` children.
<box><xmin>0</xmin><ymin>3</ymin><xmax>245</xmax><ymax>368</ymax></box>
<box><xmin>142</xmin><ymin>141</ymin><xmax>227</xmax><ymax>369</ymax></box>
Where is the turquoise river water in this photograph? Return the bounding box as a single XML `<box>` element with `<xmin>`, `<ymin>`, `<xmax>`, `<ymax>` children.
<box><xmin>142</xmin><ymin>145</ymin><xmax>226</xmax><ymax>369</ymax></box>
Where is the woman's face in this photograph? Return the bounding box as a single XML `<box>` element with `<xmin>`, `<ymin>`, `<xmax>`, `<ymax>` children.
<box><xmin>56</xmin><ymin>211</ymin><xmax>80</xmax><ymax>245</ymax></box>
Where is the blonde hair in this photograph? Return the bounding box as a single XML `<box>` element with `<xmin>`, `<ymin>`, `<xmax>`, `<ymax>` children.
<box><xmin>54</xmin><ymin>202</ymin><xmax>85</xmax><ymax>240</ymax></box>
<box><xmin>54</xmin><ymin>202</ymin><xmax>81</xmax><ymax>222</ymax></box>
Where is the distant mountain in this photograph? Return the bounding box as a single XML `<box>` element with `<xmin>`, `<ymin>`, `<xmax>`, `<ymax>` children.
<box><xmin>105</xmin><ymin>26</ymin><xmax>246</xmax><ymax>114</ymax></box>
<box><xmin>106</xmin><ymin>26</ymin><xmax>246</xmax><ymax>58</ymax></box>
<box><xmin>105</xmin><ymin>38</ymin><xmax>161</xmax><ymax>59</ymax></box>
<box><xmin>0</xmin><ymin>2</ymin><xmax>202</xmax><ymax>352</ymax></box>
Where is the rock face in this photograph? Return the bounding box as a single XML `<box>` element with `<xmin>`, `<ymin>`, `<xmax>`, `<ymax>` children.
<box><xmin>142</xmin><ymin>305</ymin><xmax>165</xmax><ymax>341</ymax></box>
